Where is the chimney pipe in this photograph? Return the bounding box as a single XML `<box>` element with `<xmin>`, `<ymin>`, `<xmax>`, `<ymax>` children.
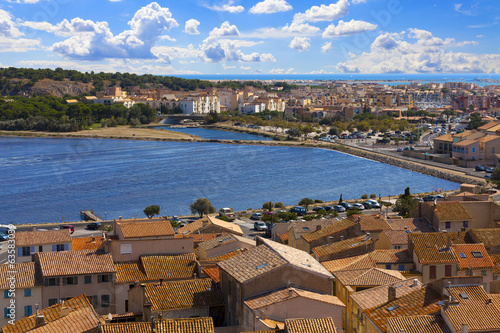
<box><xmin>316</xmin><ymin>225</ymin><xmax>322</xmax><ymax>231</ymax></box>
<box><xmin>288</xmin><ymin>288</ymin><xmax>293</xmax><ymax>298</ymax></box>
<box><xmin>159</xmin><ymin>278</ymin><xmax>163</xmax><ymax>286</ymax></box>
<box><xmin>91</xmin><ymin>236</ymin><xmax>95</xmax><ymax>243</ymax></box>
<box><xmin>462</xmin><ymin>323</ymin><xmax>469</xmax><ymax>333</ymax></box>
<box><xmin>388</xmin><ymin>285</ymin><xmax>397</xmax><ymax>302</ymax></box>
<box><xmin>35</xmin><ymin>314</ymin><xmax>46</xmax><ymax>327</ymax></box>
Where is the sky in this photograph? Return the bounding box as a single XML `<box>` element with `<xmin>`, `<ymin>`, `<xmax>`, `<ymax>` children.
<box><xmin>0</xmin><ymin>0</ymin><xmax>499</xmax><ymax>76</ymax></box>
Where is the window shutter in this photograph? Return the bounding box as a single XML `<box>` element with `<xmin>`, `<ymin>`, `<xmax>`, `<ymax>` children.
<box><xmin>18</xmin><ymin>248</ymin><xmax>22</xmax><ymax>257</ymax></box>
<box><xmin>62</xmin><ymin>277</ymin><xmax>67</xmax><ymax>286</ymax></box>
<box><xmin>30</xmin><ymin>246</ymin><xmax>35</xmax><ymax>254</ymax></box>
<box><xmin>98</xmin><ymin>275</ymin><xmax>102</xmax><ymax>283</ymax></box>
<box><xmin>52</xmin><ymin>245</ymin><xmax>57</xmax><ymax>252</ymax></box>
<box><xmin>74</xmin><ymin>276</ymin><xmax>78</xmax><ymax>285</ymax></box>
<box><xmin>109</xmin><ymin>274</ymin><xmax>113</xmax><ymax>282</ymax></box>
<box><xmin>64</xmin><ymin>244</ymin><xmax>69</xmax><ymax>251</ymax></box>
<box><xmin>44</xmin><ymin>279</ymin><xmax>49</xmax><ymax>287</ymax></box>
<box><xmin>56</xmin><ymin>278</ymin><xmax>60</xmax><ymax>286</ymax></box>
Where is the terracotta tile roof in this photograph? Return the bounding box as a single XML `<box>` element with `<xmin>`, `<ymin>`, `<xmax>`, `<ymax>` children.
<box><xmin>453</xmin><ymin>130</ymin><xmax>475</xmax><ymax>139</ymax></box>
<box><xmin>174</xmin><ymin>233</ymin><xmax>225</xmax><ymax>243</ymax></box>
<box><xmin>198</xmin><ymin>234</ymin><xmax>254</xmax><ymax>252</ymax></box>
<box><xmin>176</xmin><ymin>218</ymin><xmax>205</xmax><ymax>235</ymax></box>
<box><xmin>478</xmin><ymin>121</ymin><xmax>500</xmax><ymax>130</ymax></box>
<box><xmin>285</xmin><ymin>317</ymin><xmax>338</xmax><ymax>333</ymax></box>
<box><xmin>491</xmin><ymin>254</ymin><xmax>500</xmax><ymax>274</ymax></box>
<box><xmin>388</xmin><ymin>218</ymin><xmax>435</xmax><ymax>232</ymax></box>
<box><xmin>205</xmin><ymin>248</ymin><xmax>247</xmax><ymax>261</ymax></box>
<box><xmin>15</xmin><ymin>229</ymin><xmax>72</xmax><ymax>247</ymax></box>
<box><xmin>351</xmin><ymin>278</ymin><xmax>424</xmax><ymax>310</ymax></box>
<box><xmin>241</xmin><ymin>330</ymin><xmax>282</xmax><ymax>333</ymax></box>
<box><xmin>114</xmin><ymin>253</ymin><xmax>197</xmax><ymax>283</ymax></box>
<box><xmin>0</xmin><ymin>262</ymin><xmax>42</xmax><ymax>289</ymax></box>
<box><xmin>218</xmin><ymin>238</ymin><xmax>332</xmax><ymax>284</ymax></box>
<box><xmin>290</xmin><ymin>220</ymin><xmax>335</xmax><ymax>239</ymax></box>
<box><xmin>387</xmin><ymin>315</ymin><xmax>451</xmax><ymax>333</ymax></box>
<box><xmin>431</xmin><ymin>202</ymin><xmax>472</xmax><ymax>221</ymax></box>
<box><xmin>451</xmin><ymin>244</ymin><xmax>494</xmax><ymax>270</ymax></box>
<box><xmin>364</xmin><ymin>287</ymin><xmax>442</xmax><ymax>332</ymax></box>
<box><xmin>117</xmin><ymin>220</ymin><xmax>174</xmax><ymax>238</ymax></box>
<box><xmin>312</xmin><ymin>235</ymin><xmax>373</xmax><ymax>258</ymax></box>
<box><xmin>176</xmin><ymin>216</ymin><xmax>243</xmax><ymax>236</ymax></box>
<box><xmin>101</xmin><ymin>317</ymin><xmax>215</xmax><ymax>333</ymax></box>
<box><xmin>444</xmin><ymin>231</ymin><xmax>467</xmax><ymax>244</ymax></box>
<box><xmin>348</xmin><ymin>214</ymin><xmax>392</xmax><ymax>231</ymax></box>
<box><xmin>321</xmin><ymin>254</ymin><xmax>375</xmax><ymax>272</ymax></box>
<box><xmin>381</xmin><ymin>230</ymin><xmax>410</xmax><ymax>245</ymax></box>
<box><xmin>371</xmin><ymin>249</ymin><xmax>413</xmax><ymax>263</ymax></box>
<box><xmin>35</xmin><ymin>250</ymin><xmax>115</xmax><ymax>277</ymax></box>
<box><xmin>334</xmin><ymin>268</ymin><xmax>406</xmax><ymax>287</ymax></box>
<box><xmin>2</xmin><ymin>294</ymin><xmax>99</xmax><ymax>333</ymax></box>
<box><xmin>277</xmin><ymin>232</ymin><xmax>289</xmax><ymax>243</ymax></box>
<box><xmin>203</xmin><ymin>266</ymin><xmax>220</xmax><ymax>283</ymax></box>
<box><xmin>244</xmin><ymin>287</ymin><xmax>345</xmax><ymax>310</ymax></box>
<box><xmin>490</xmin><ymin>294</ymin><xmax>500</xmax><ymax>308</ymax></box>
<box><xmin>467</xmin><ymin>228</ymin><xmax>500</xmax><ymax>249</ymax></box>
<box><xmin>144</xmin><ymin>278</ymin><xmax>224</xmax><ymax>311</ymax></box>
<box><xmin>71</xmin><ymin>236</ymin><xmax>104</xmax><ymax>251</ymax></box>
<box><xmin>443</xmin><ymin>286</ymin><xmax>500</xmax><ymax>332</ymax></box>
<box><xmin>409</xmin><ymin>233</ymin><xmax>459</xmax><ymax>264</ymax></box>
<box><xmin>477</xmin><ymin>134</ymin><xmax>500</xmax><ymax>142</ymax></box>
<box><xmin>302</xmin><ymin>219</ymin><xmax>357</xmax><ymax>243</ymax></box>
<box><xmin>434</xmin><ymin>133</ymin><xmax>453</xmax><ymax>142</ymax></box>
<box><xmin>453</xmin><ymin>139</ymin><xmax>476</xmax><ymax>147</ymax></box>
<box><xmin>261</xmin><ymin>319</ymin><xmax>284</xmax><ymax>329</ymax></box>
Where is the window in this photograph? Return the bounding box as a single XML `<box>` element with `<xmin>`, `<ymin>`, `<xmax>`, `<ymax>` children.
<box><xmin>445</xmin><ymin>265</ymin><xmax>452</xmax><ymax>277</ymax></box>
<box><xmin>24</xmin><ymin>306</ymin><xmax>32</xmax><ymax>317</ymax></box>
<box><xmin>87</xmin><ymin>295</ymin><xmax>98</xmax><ymax>309</ymax></box>
<box><xmin>84</xmin><ymin>276</ymin><xmax>92</xmax><ymax>284</ymax></box>
<box><xmin>4</xmin><ymin>308</ymin><xmax>12</xmax><ymax>319</ymax></box>
<box><xmin>481</xmin><ymin>270</ymin><xmax>486</xmax><ymax>276</ymax></box>
<box><xmin>472</xmin><ymin>251</ymin><xmax>484</xmax><ymax>258</ymax></box>
<box><xmin>459</xmin><ymin>253</ymin><xmax>467</xmax><ymax>258</ymax></box>
<box><xmin>22</xmin><ymin>247</ymin><xmax>31</xmax><ymax>257</ymax></box>
<box><xmin>24</xmin><ymin>289</ymin><xmax>31</xmax><ymax>297</ymax></box>
<box><xmin>4</xmin><ymin>290</ymin><xmax>10</xmax><ymax>299</ymax></box>
<box><xmin>38</xmin><ymin>246</ymin><xmax>43</xmax><ymax>253</ymax></box>
<box><xmin>45</xmin><ymin>278</ymin><xmax>59</xmax><ymax>287</ymax></box>
<box><xmin>394</xmin><ymin>245</ymin><xmax>401</xmax><ymax>249</ymax></box>
<box><xmin>398</xmin><ymin>264</ymin><xmax>405</xmax><ymax>271</ymax></box>
<box><xmin>429</xmin><ymin>265</ymin><xmax>437</xmax><ymax>279</ymax></box>
<box><xmin>98</xmin><ymin>274</ymin><xmax>113</xmax><ymax>283</ymax></box>
<box><xmin>101</xmin><ymin>295</ymin><xmax>110</xmax><ymax>308</ymax></box>
<box><xmin>54</xmin><ymin>244</ymin><xmax>66</xmax><ymax>252</ymax></box>
<box><xmin>385</xmin><ymin>264</ymin><xmax>392</xmax><ymax>270</ymax></box>
<box><xmin>120</xmin><ymin>244</ymin><xmax>132</xmax><ymax>255</ymax></box>
<box><xmin>472</xmin><ymin>147</ymin><xmax>475</xmax><ymax>152</ymax></box>
<box><xmin>125</xmin><ymin>300</ymin><xmax>128</xmax><ymax>312</ymax></box>
<box><xmin>48</xmin><ymin>298</ymin><xmax>58</xmax><ymax>306</ymax></box>
<box><xmin>463</xmin><ymin>221</ymin><xmax>468</xmax><ymax>228</ymax></box>
<box><xmin>445</xmin><ymin>222</ymin><xmax>451</xmax><ymax>229</ymax></box>
<box><xmin>62</xmin><ymin>276</ymin><xmax>78</xmax><ymax>286</ymax></box>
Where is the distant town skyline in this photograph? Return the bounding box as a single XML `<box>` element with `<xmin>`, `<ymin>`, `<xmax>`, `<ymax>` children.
<box><xmin>0</xmin><ymin>0</ymin><xmax>499</xmax><ymax>75</ymax></box>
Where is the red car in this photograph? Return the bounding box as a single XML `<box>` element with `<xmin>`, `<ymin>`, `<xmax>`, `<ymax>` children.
<box><xmin>61</xmin><ymin>225</ymin><xmax>74</xmax><ymax>234</ymax></box>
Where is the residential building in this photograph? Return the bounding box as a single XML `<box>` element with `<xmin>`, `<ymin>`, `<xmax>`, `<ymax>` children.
<box><xmin>286</xmin><ymin>220</ymin><xmax>335</xmax><ymax>252</ymax></box>
<box><xmin>101</xmin><ymin>317</ymin><xmax>215</xmax><ymax>333</ymax></box>
<box><xmin>176</xmin><ymin>216</ymin><xmax>244</xmax><ymax>237</ymax></box>
<box><xmin>72</xmin><ymin>236</ymin><xmax>104</xmax><ymax>251</ymax></box>
<box><xmin>322</xmin><ymin>249</ymin><xmax>414</xmax><ymax>274</ymax></box>
<box><xmin>347</xmin><ymin>214</ymin><xmax>393</xmax><ymax>243</ymax></box>
<box><xmin>34</xmin><ymin>250</ymin><xmax>116</xmax><ymax>314</ymax></box>
<box><xmin>451</xmin><ymin>244</ymin><xmax>494</xmax><ymax>292</ymax></box>
<box><xmin>285</xmin><ymin>317</ymin><xmax>338</xmax><ymax>333</ymax></box>
<box><xmin>197</xmin><ymin>234</ymin><xmax>255</xmax><ymax>260</ymax></box>
<box><xmin>15</xmin><ymin>229</ymin><xmax>72</xmax><ymax>263</ymax></box>
<box><xmin>301</xmin><ymin>219</ymin><xmax>360</xmax><ymax>253</ymax></box>
<box><xmin>413</xmin><ymin>201</ymin><xmax>473</xmax><ymax>232</ymax></box>
<box><xmin>464</xmin><ymin>228</ymin><xmax>500</xmax><ymax>251</ymax></box>
<box><xmin>387</xmin><ymin>315</ymin><xmax>451</xmax><ymax>333</ymax></box>
<box><xmin>312</xmin><ymin>235</ymin><xmax>374</xmax><ymax>262</ymax></box>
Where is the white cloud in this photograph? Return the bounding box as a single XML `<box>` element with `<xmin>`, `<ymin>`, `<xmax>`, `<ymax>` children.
<box><xmin>351</xmin><ymin>0</ymin><xmax>367</xmax><ymax>3</ymax></box>
<box><xmin>209</xmin><ymin>21</ymin><xmax>240</xmax><ymax>38</ymax></box>
<box><xmin>293</xmin><ymin>0</ymin><xmax>349</xmax><ymax>23</ymax></box>
<box><xmin>184</xmin><ymin>19</ymin><xmax>200</xmax><ymax>35</ymax></box>
<box><xmin>5</xmin><ymin>0</ymin><xmax>47</xmax><ymax>3</ymax></box>
<box><xmin>249</xmin><ymin>0</ymin><xmax>292</xmax><ymax>14</ymax></box>
<box><xmin>222</xmin><ymin>63</ymin><xmax>236</xmax><ymax>69</ymax></box>
<box><xmin>160</xmin><ymin>35</ymin><xmax>176</xmax><ymax>42</ymax></box>
<box><xmin>476</xmin><ymin>34</ymin><xmax>485</xmax><ymax>38</ymax></box>
<box><xmin>309</xmin><ymin>69</ymin><xmax>333</xmax><ymax>74</ymax></box>
<box><xmin>336</xmin><ymin>28</ymin><xmax>500</xmax><ymax>73</ymax></box>
<box><xmin>0</xmin><ymin>38</ymin><xmax>41</xmax><ymax>52</ymax></box>
<box><xmin>321</xmin><ymin>42</ymin><xmax>332</xmax><ymax>53</ymax></box>
<box><xmin>454</xmin><ymin>3</ymin><xmax>474</xmax><ymax>15</ymax></box>
<box><xmin>23</xmin><ymin>2</ymin><xmax>178</xmax><ymax>60</ymax></box>
<box><xmin>322</xmin><ymin>19</ymin><xmax>377</xmax><ymax>38</ymax></box>
<box><xmin>0</xmin><ymin>9</ymin><xmax>23</xmax><ymax>37</ymax></box>
<box><xmin>241</xmin><ymin>22</ymin><xmax>320</xmax><ymax>39</ymax></box>
<box><xmin>151</xmin><ymin>45</ymin><xmax>201</xmax><ymax>61</ymax></box>
<box><xmin>203</xmin><ymin>0</ymin><xmax>244</xmax><ymax>13</ymax></box>
<box><xmin>289</xmin><ymin>36</ymin><xmax>310</xmax><ymax>52</ymax></box>
<box><xmin>269</xmin><ymin>67</ymin><xmax>295</xmax><ymax>74</ymax></box>
<box><xmin>240</xmin><ymin>66</ymin><xmax>251</xmax><ymax>70</ymax></box>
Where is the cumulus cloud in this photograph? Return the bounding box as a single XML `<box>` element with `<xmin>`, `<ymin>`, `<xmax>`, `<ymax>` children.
<box><xmin>351</xmin><ymin>0</ymin><xmax>367</xmax><ymax>3</ymax></box>
<box><xmin>289</xmin><ymin>36</ymin><xmax>310</xmax><ymax>52</ymax></box>
<box><xmin>293</xmin><ymin>0</ymin><xmax>349</xmax><ymax>23</ymax></box>
<box><xmin>0</xmin><ymin>9</ymin><xmax>23</xmax><ymax>37</ymax></box>
<box><xmin>269</xmin><ymin>67</ymin><xmax>295</xmax><ymax>74</ymax></box>
<box><xmin>209</xmin><ymin>21</ymin><xmax>240</xmax><ymax>38</ymax></box>
<box><xmin>0</xmin><ymin>9</ymin><xmax>41</xmax><ymax>52</ymax></box>
<box><xmin>241</xmin><ymin>22</ymin><xmax>320</xmax><ymax>39</ymax></box>
<box><xmin>5</xmin><ymin>0</ymin><xmax>47</xmax><ymax>3</ymax></box>
<box><xmin>184</xmin><ymin>19</ymin><xmax>200</xmax><ymax>35</ymax></box>
<box><xmin>22</xmin><ymin>2</ymin><xmax>178</xmax><ymax>60</ymax></box>
<box><xmin>203</xmin><ymin>0</ymin><xmax>244</xmax><ymax>13</ymax></box>
<box><xmin>336</xmin><ymin>28</ymin><xmax>500</xmax><ymax>73</ymax></box>
<box><xmin>321</xmin><ymin>42</ymin><xmax>332</xmax><ymax>53</ymax></box>
<box><xmin>322</xmin><ymin>19</ymin><xmax>377</xmax><ymax>38</ymax></box>
<box><xmin>249</xmin><ymin>0</ymin><xmax>292</xmax><ymax>14</ymax></box>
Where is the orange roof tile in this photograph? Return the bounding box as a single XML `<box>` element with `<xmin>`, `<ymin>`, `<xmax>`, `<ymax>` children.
<box><xmin>0</xmin><ymin>262</ymin><xmax>42</xmax><ymax>289</ymax></box>
<box><xmin>117</xmin><ymin>220</ymin><xmax>174</xmax><ymax>238</ymax></box>
<box><xmin>203</xmin><ymin>266</ymin><xmax>220</xmax><ymax>283</ymax></box>
<box><xmin>491</xmin><ymin>254</ymin><xmax>500</xmax><ymax>274</ymax></box>
<box><xmin>381</xmin><ymin>230</ymin><xmax>410</xmax><ymax>245</ymax></box>
<box><xmin>174</xmin><ymin>233</ymin><xmax>226</xmax><ymax>243</ymax></box>
<box><xmin>289</xmin><ymin>220</ymin><xmax>335</xmax><ymax>239</ymax></box>
<box><xmin>334</xmin><ymin>268</ymin><xmax>406</xmax><ymax>287</ymax></box>
<box><xmin>205</xmin><ymin>248</ymin><xmax>247</xmax><ymax>261</ymax></box>
<box><xmin>387</xmin><ymin>315</ymin><xmax>451</xmax><ymax>333</ymax></box>
<box><xmin>101</xmin><ymin>317</ymin><xmax>215</xmax><ymax>333</ymax></box>
<box><xmin>467</xmin><ymin>228</ymin><xmax>500</xmax><ymax>249</ymax></box>
<box><xmin>321</xmin><ymin>254</ymin><xmax>375</xmax><ymax>272</ymax></box>
<box><xmin>370</xmin><ymin>249</ymin><xmax>413</xmax><ymax>263</ymax></box>
<box><xmin>388</xmin><ymin>218</ymin><xmax>435</xmax><ymax>232</ymax></box>
<box><xmin>2</xmin><ymin>294</ymin><xmax>99</xmax><ymax>333</ymax></box>
<box><xmin>198</xmin><ymin>234</ymin><xmax>253</xmax><ymax>252</ymax></box>
<box><xmin>244</xmin><ymin>287</ymin><xmax>345</xmax><ymax>310</ymax></box>
<box><xmin>432</xmin><ymin>202</ymin><xmax>472</xmax><ymax>221</ymax></box>
<box><xmin>409</xmin><ymin>233</ymin><xmax>459</xmax><ymax>264</ymax></box>
<box><xmin>278</xmin><ymin>232</ymin><xmax>289</xmax><ymax>243</ymax></box>
<box><xmin>35</xmin><ymin>250</ymin><xmax>115</xmax><ymax>277</ymax></box>
<box><xmin>261</xmin><ymin>319</ymin><xmax>284</xmax><ymax>329</ymax></box>
<box><xmin>312</xmin><ymin>235</ymin><xmax>373</xmax><ymax>259</ymax></box>
<box><xmin>348</xmin><ymin>214</ymin><xmax>392</xmax><ymax>231</ymax></box>
<box><xmin>451</xmin><ymin>244</ymin><xmax>494</xmax><ymax>270</ymax></box>
<box><xmin>144</xmin><ymin>279</ymin><xmax>224</xmax><ymax>311</ymax></box>
<box><xmin>15</xmin><ymin>229</ymin><xmax>71</xmax><ymax>247</ymax></box>
<box><xmin>114</xmin><ymin>262</ymin><xmax>147</xmax><ymax>283</ymax></box>
<box><xmin>302</xmin><ymin>219</ymin><xmax>357</xmax><ymax>243</ymax></box>
<box><xmin>176</xmin><ymin>216</ymin><xmax>243</xmax><ymax>236</ymax></box>
<box><xmin>71</xmin><ymin>236</ymin><xmax>104</xmax><ymax>251</ymax></box>
<box><xmin>285</xmin><ymin>318</ymin><xmax>338</xmax><ymax>333</ymax></box>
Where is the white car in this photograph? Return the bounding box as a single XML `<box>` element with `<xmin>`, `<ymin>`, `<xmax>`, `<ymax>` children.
<box><xmin>352</xmin><ymin>203</ymin><xmax>365</xmax><ymax>210</ymax></box>
<box><xmin>250</xmin><ymin>213</ymin><xmax>262</xmax><ymax>220</ymax></box>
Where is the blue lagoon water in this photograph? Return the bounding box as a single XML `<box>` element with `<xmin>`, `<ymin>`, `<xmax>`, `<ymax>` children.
<box><xmin>0</xmin><ymin>136</ymin><xmax>458</xmax><ymax>224</ymax></box>
<box><xmin>155</xmin><ymin>126</ymin><xmax>270</xmax><ymax>141</ymax></box>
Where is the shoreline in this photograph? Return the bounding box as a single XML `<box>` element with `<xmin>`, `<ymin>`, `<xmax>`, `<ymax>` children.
<box><xmin>1</xmin><ymin>127</ymin><xmax>484</xmax><ymax>186</ymax></box>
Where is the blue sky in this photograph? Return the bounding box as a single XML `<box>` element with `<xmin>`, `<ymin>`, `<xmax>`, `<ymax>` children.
<box><xmin>0</xmin><ymin>0</ymin><xmax>499</xmax><ymax>75</ymax></box>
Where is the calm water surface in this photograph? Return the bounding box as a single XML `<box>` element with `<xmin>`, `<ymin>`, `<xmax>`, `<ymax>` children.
<box><xmin>0</xmin><ymin>136</ymin><xmax>458</xmax><ymax>224</ymax></box>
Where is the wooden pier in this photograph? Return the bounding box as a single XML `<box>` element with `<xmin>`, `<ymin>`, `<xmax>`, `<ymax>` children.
<box><xmin>80</xmin><ymin>209</ymin><xmax>102</xmax><ymax>221</ymax></box>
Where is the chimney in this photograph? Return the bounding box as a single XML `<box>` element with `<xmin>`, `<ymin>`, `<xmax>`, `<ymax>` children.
<box><xmin>193</xmin><ymin>273</ymin><xmax>197</xmax><ymax>279</ymax></box>
<box><xmin>119</xmin><ymin>216</ymin><xmax>122</xmax><ymax>220</ymax></box>
<box><xmin>288</xmin><ymin>288</ymin><xmax>293</xmax><ymax>298</ymax></box>
<box><xmin>412</xmin><ymin>278</ymin><xmax>418</xmax><ymax>287</ymax></box>
<box><xmin>487</xmin><ymin>298</ymin><xmax>492</xmax><ymax>304</ymax></box>
<box><xmin>91</xmin><ymin>236</ymin><xmax>95</xmax><ymax>243</ymax></box>
<box><xmin>159</xmin><ymin>278</ymin><xmax>163</xmax><ymax>286</ymax></box>
<box><xmin>388</xmin><ymin>285</ymin><xmax>397</xmax><ymax>302</ymax></box>
<box><xmin>316</xmin><ymin>225</ymin><xmax>322</xmax><ymax>231</ymax></box>
<box><xmin>462</xmin><ymin>323</ymin><xmax>469</xmax><ymax>333</ymax></box>
<box><xmin>447</xmin><ymin>236</ymin><xmax>452</xmax><ymax>249</ymax></box>
<box><xmin>340</xmin><ymin>236</ymin><xmax>344</xmax><ymax>241</ymax></box>
<box><xmin>60</xmin><ymin>301</ymin><xmax>71</xmax><ymax>317</ymax></box>
<box><xmin>35</xmin><ymin>314</ymin><xmax>46</xmax><ymax>327</ymax></box>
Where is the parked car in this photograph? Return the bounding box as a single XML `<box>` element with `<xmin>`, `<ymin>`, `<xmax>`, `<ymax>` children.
<box><xmin>333</xmin><ymin>205</ymin><xmax>346</xmax><ymax>212</ymax></box>
<box><xmin>61</xmin><ymin>224</ymin><xmax>74</xmax><ymax>234</ymax></box>
<box><xmin>367</xmin><ymin>200</ymin><xmax>381</xmax><ymax>208</ymax></box>
<box><xmin>312</xmin><ymin>207</ymin><xmax>325</xmax><ymax>212</ymax></box>
<box><xmin>352</xmin><ymin>203</ymin><xmax>365</xmax><ymax>210</ymax></box>
<box><xmin>361</xmin><ymin>201</ymin><xmax>373</xmax><ymax>209</ymax></box>
<box><xmin>422</xmin><ymin>195</ymin><xmax>436</xmax><ymax>202</ymax></box>
<box><xmin>250</xmin><ymin>213</ymin><xmax>262</xmax><ymax>220</ymax></box>
<box><xmin>323</xmin><ymin>206</ymin><xmax>334</xmax><ymax>211</ymax></box>
<box><xmin>254</xmin><ymin>221</ymin><xmax>267</xmax><ymax>231</ymax></box>
<box><xmin>338</xmin><ymin>202</ymin><xmax>352</xmax><ymax>210</ymax></box>
<box><xmin>290</xmin><ymin>206</ymin><xmax>307</xmax><ymax>215</ymax></box>
<box><xmin>486</xmin><ymin>167</ymin><xmax>495</xmax><ymax>173</ymax></box>
<box><xmin>485</xmin><ymin>174</ymin><xmax>492</xmax><ymax>179</ymax></box>
<box><xmin>264</xmin><ymin>211</ymin><xmax>275</xmax><ymax>216</ymax></box>
<box><xmin>475</xmin><ymin>165</ymin><xmax>485</xmax><ymax>171</ymax></box>
<box><xmin>86</xmin><ymin>222</ymin><xmax>101</xmax><ymax>230</ymax></box>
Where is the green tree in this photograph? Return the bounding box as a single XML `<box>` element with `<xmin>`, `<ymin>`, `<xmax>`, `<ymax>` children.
<box><xmin>143</xmin><ymin>205</ymin><xmax>160</xmax><ymax>219</ymax></box>
<box><xmin>298</xmin><ymin>197</ymin><xmax>314</xmax><ymax>210</ymax></box>
<box><xmin>468</xmin><ymin>113</ymin><xmax>486</xmax><ymax>130</ymax></box>
<box><xmin>274</xmin><ymin>202</ymin><xmax>284</xmax><ymax>208</ymax></box>
<box><xmin>287</xmin><ymin>127</ymin><xmax>301</xmax><ymax>138</ymax></box>
<box><xmin>328</xmin><ymin>126</ymin><xmax>339</xmax><ymax>136</ymax></box>
<box><xmin>262</xmin><ymin>201</ymin><xmax>273</xmax><ymax>211</ymax></box>
<box><xmin>393</xmin><ymin>187</ymin><xmax>418</xmax><ymax>217</ymax></box>
<box><xmin>346</xmin><ymin>208</ymin><xmax>360</xmax><ymax>217</ymax></box>
<box><xmin>189</xmin><ymin>198</ymin><xmax>216</xmax><ymax>217</ymax></box>
<box><xmin>339</xmin><ymin>194</ymin><xmax>343</xmax><ymax>204</ymax></box>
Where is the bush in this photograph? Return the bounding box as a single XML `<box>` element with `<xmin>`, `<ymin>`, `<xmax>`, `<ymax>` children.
<box><xmin>277</xmin><ymin>211</ymin><xmax>297</xmax><ymax>221</ymax></box>
<box><xmin>262</xmin><ymin>201</ymin><xmax>273</xmax><ymax>211</ymax></box>
<box><xmin>361</xmin><ymin>194</ymin><xmax>368</xmax><ymax>199</ymax></box>
<box><xmin>370</xmin><ymin>194</ymin><xmax>377</xmax><ymax>199</ymax></box>
<box><xmin>274</xmin><ymin>202</ymin><xmax>284</xmax><ymax>208</ymax></box>
<box><xmin>216</xmin><ymin>215</ymin><xmax>231</xmax><ymax>222</ymax></box>
<box><xmin>346</xmin><ymin>208</ymin><xmax>361</xmax><ymax>217</ymax></box>
<box><xmin>314</xmin><ymin>199</ymin><xmax>323</xmax><ymax>203</ymax></box>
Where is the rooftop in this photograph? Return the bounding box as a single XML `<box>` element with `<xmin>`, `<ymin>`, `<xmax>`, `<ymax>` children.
<box><xmin>312</xmin><ymin>235</ymin><xmax>373</xmax><ymax>259</ymax></box>
<box><xmin>71</xmin><ymin>236</ymin><xmax>104</xmax><ymax>251</ymax></box>
<box><xmin>387</xmin><ymin>217</ymin><xmax>435</xmax><ymax>232</ymax></box>
<box><xmin>176</xmin><ymin>216</ymin><xmax>243</xmax><ymax>236</ymax></box>
<box><xmin>198</xmin><ymin>234</ymin><xmax>254</xmax><ymax>252</ymax></box>
<box><xmin>0</xmin><ymin>262</ymin><xmax>42</xmax><ymax>289</ymax></box>
<box><xmin>35</xmin><ymin>250</ymin><xmax>115</xmax><ymax>277</ymax></box>
<box><xmin>285</xmin><ymin>317</ymin><xmax>338</xmax><ymax>333</ymax></box>
<box><xmin>334</xmin><ymin>268</ymin><xmax>406</xmax><ymax>287</ymax></box>
<box><xmin>386</xmin><ymin>315</ymin><xmax>451</xmax><ymax>333</ymax></box>
<box><xmin>409</xmin><ymin>233</ymin><xmax>459</xmax><ymax>264</ymax></box>
<box><xmin>321</xmin><ymin>253</ymin><xmax>376</xmax><ymax>273</ymax></box>
<box><xmin>15</xmin><ymin>229</ymin><xmax>72</xmax><ymax>247</ymax></box>
<box><xmin>348</xmin><ymin>214</ymin><xmax>392</xmax><ymax>231</ymax></box>
<box><xmin>431</xmin><ymin>201</ymin><xmax>472</xmax><ymax>221</ymax></box>
<box><xmin>143</xmin><ymin>278</ymin><xmax>224</xmax><ymax>311</ymax></box>
<box><xmin>301</xmin><ymin>219</ymin><xmax>357</xmax><ymax>243</ymax></box>
<box><xmin>381</xmin><ymin>230</ymin><xmax>411</xmax><ymax>245</ymax></box>
<box><xmin>117</xmin><ymin>220</ymin><xmax>174</xmax><ymax>238</ymax></box>
<box><xmin>451</xmin><ymin>244</ymin><xmax>494</xmax><ymax>270</ymax></box>
<box><xmin>467</xmin><ymin>228</ymin><xmax>500</xmax><ymax>248</ymax></box>
<box><xmin>101</xmin><ymin>317</ymin><xmax>215</xmax><ymax>333</ymax></box>
<box><xmin>203</xmin><ymin>266</ymin><xmax>220</xmax><ymax>283</ymax></box>
<box><xmin>290</xmin><ymin>220</ymin><xmax>335</xmax><ymax>239</ymax></box>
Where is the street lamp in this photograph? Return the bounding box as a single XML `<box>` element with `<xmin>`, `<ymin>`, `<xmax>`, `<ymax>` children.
<box><xmin>104</xmin><ymin>211</ymin><xmax>107</xmax><ymax>221</ymax></box>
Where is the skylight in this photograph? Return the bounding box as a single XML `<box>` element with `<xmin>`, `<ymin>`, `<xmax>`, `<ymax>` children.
<box><xmin>387</xmin><ymin>305</ymin><xmax>400</xmax><ymax>311</ymax></box>
<box><xmin>459</xmin><ymin>292</ymin><xmax>469</xmax><ymax>299</ymax></box>
<box><xmin>256</xmin><ymin>263</ymin><xmax>268</xmax><ymax>270</ymax></box>
<box><xmin>459</xmin><ymin>253</ymin><xmax>466</xmax><ymax>258</ymax></box>
<box><xmin>471</xmin><ymin>251</ymin><xmax>483</xmax><ymax>258</ymax></box>
<box><xmin>303</xmin><ymin>227</ymin><xmax>310</xmax><ymax>231</ymax></box>
<box><xmin>221</xmin><ymin>237</ymin><xmax>231</xmax><ymax>242</ymax></box>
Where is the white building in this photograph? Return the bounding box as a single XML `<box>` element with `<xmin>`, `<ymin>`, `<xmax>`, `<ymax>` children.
<box><xmin>239</xmin><ymin>102</ymin><xmax>266</xmax><ymax>114</ymax></box>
